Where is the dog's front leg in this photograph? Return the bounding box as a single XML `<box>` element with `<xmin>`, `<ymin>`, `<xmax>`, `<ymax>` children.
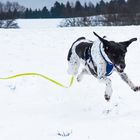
<box><xmin>96</xmin><ymin>61</ymin><xmax>113</xmax><ymax>101</ymax></box>
<box><xmin>118</xmin><ymin>72</ymin><xmax>140</xmax><ymax>92</ymax></box>
<box><xmin>100</xmin><ymin>77</ymin><xmax>113</xmax><ymax>101</ymax></box>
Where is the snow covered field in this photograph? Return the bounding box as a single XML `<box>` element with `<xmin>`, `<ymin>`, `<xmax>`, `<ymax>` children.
<box><xmin>0</xmin><ymin>19</ymin><xmax>140</xmax><ymax>140</ymax></box>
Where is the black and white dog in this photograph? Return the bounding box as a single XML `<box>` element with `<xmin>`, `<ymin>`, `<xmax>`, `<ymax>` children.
<box><xmin>67</xmin><ymin>32</ymin><xmax>140</xmax><ymax>101</ymax></box>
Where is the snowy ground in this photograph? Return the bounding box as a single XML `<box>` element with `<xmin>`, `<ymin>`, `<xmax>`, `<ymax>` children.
<box><xmin>0</xmin><ymin>19</ymin><xmax>140</xmax><ymax>140</ymax></box>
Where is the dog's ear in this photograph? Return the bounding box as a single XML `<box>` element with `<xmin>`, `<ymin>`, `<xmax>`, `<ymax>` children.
<box><xmin>119</xmin><ymin>38</ymin><xmax>137</xmax><ymax>48</ymax></box>
<box><xmin>93</xmin><ymin>32</ymin><xmax>110</xmax><ymax>47</ymax></box>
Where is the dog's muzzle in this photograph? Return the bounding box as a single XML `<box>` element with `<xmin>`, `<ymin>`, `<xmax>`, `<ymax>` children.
<box><xmin>115</xmin><ymin>65</ymin><xmax>124</xmax><ymax>73</ymax></box>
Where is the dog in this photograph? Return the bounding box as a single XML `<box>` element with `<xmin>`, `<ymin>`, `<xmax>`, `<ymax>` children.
<box><xmin>67</xmin><ymin>32</ymin><xmax>140</xmax><ymax>101</ymax></box>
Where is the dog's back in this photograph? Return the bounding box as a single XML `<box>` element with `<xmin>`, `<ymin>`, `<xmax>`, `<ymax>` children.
<box><xmin>67</xmin><ymin>37</ymin><xmax>93</xmax><ymax>61</ymax></box>
<box><xmin>67</xmin><ymin>37</ymin><xmax>86</xmax><ymax>61</ymax></box>
<box><xmin>67</xmin><ymin>37</ymin><xmax>94</xmax><ymax>75</ymax></box>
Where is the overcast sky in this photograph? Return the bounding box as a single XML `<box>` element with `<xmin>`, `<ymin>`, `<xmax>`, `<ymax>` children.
<box><xmin>1</xmin><ymin>0</ymin><xmax>110</xmax><ymax>9</ymax></box>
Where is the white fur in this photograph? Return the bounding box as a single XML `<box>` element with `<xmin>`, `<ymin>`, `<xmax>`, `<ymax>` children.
<box><xmin>91</xmin><ymin>39</ymin><xmax>107</xmax><ymax>79</ymax></box>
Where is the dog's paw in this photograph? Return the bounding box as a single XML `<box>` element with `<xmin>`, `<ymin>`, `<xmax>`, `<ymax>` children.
<box><xmin>133</xmin><ymin>86</ymin><xmax>140</xmax><ymax>92</ymax></box>
<box><xmin>104</xmin><ymin>94</ymin><xmax>111</xmax><ymax>101</ymax></box>
<box><xmin>77</xmin><ymin>75</ymin><xmax>82</xmax><ymax>82</ymax></box>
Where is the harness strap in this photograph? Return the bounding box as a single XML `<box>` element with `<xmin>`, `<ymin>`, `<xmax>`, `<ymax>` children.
<box><xmin>99</xmin><ymin>44</ymin><xmax>114</xmax><ymax>76</ymax></box>
<box><xmin>86</xmin><ymin>46</ymin><xmax>97</xmax><ymax>76</ymax></box>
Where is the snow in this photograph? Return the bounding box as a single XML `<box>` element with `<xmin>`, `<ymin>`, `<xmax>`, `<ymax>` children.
<box><xmin>0</xmin><ymin>19</ymin><xmax>140</xmax><ymax>140</ymax></box>
<box><xmin>17</xmin><ymin>19</ymin><xmax>62</xmax><ymax>29</ymax></box>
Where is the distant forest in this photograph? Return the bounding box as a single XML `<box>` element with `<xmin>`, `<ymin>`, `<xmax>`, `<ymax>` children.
<box><xmin>0</xmin><ymin>0</ymin><xmax>140</xmax><ymax>25</ymax></box>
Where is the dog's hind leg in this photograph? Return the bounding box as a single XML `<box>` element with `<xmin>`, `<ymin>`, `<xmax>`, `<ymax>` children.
<box><xmin>118</xmin><ymin>72</ymin><xmax>140</xmax><ymax>92</ymax></box>
<box><xmin>77</xmin><ymin>68</ymin><xmax>89</xmax><ymax>82</ymax></box>
<box><xmin>67</xmin><ymin>53</ymin><xmax>80</xmax><ymax>76</ymax></box>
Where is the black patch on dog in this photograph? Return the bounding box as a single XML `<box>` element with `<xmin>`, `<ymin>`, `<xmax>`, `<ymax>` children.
<box><xmin>74</xmin><ymin>41</ymin><xmax>98</xmax><ymax>76</ymax></box>
<box><xmin>75</xmin><ymin>42</ymin><xmax>93</xmax><ymax>61</ymax></box>
<box><xmin>75</xmin><ymin>37</ymin><xmax>86</xmax><ymax>42</ymax></box>
<box><xmin>67</xmin><ymin>47</ymin><xmax>72</xmax><ymax>61</ymax></box>
<box><xmin>87</xmin><ymin>64</ymin><xmax>97</xmax><ymax>77</ymax></box>
<box><xmin>67</xmin><ymin>37</ymin><xmax>86</xmax><ymax>61</ymax></box>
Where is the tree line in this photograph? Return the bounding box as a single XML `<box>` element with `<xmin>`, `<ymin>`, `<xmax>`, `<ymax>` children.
<box><xmin>0</xmin><ymin>1</ymin><xmax>25</xmax><ymax>20</ymax></box>
<box><xmin>24</xmin><ymin>0</ymin><xmax>140</xmax><ymax>19</ymax></box>
<box><xmin>0</xmin><ymin>0</ymin><xmax>140</xmax><ymax>25</ymax></box>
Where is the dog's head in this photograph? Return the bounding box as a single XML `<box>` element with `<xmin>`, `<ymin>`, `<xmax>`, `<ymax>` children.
<box><xmin>93</xmin><ymin>32</ymin><xmax>137</xmax><ymax>72</ymax></box>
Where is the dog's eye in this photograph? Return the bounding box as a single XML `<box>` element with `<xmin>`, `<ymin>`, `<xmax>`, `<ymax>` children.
<box><xmin>106</xmin><ymin>46</ymin><xmax>109</xmax><ymax>50</ymax></box>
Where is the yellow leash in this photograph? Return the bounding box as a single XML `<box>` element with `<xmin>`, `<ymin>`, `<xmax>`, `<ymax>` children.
<box><xmin>0</xmin><ymin>72</ymin><xmax>74</xmax><ymax>88</ymax></box>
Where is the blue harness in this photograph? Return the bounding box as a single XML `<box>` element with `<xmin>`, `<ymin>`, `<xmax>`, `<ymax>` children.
<box><xmin>99</xmin><ymin>45</ymin><xmax>114</xmax><ymax>76</ymax></box>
